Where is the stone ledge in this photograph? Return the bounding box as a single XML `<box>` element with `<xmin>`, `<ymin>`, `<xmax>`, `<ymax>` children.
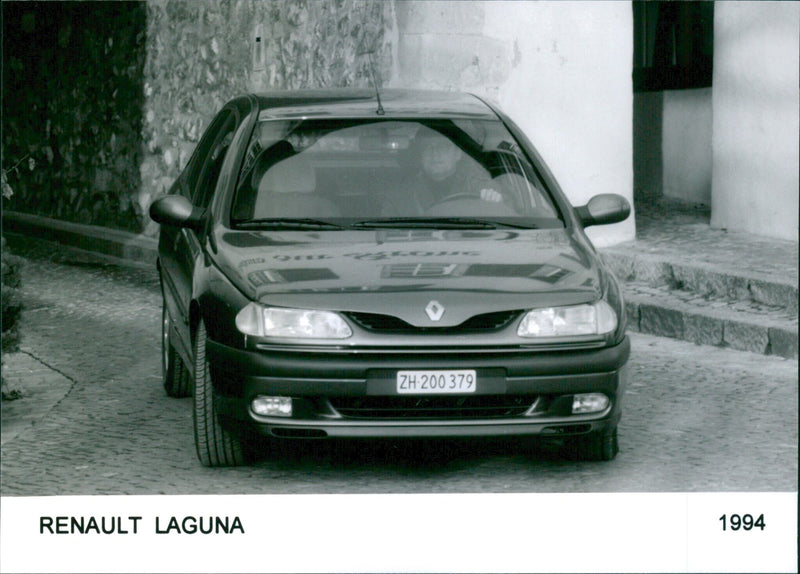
<box><xmin>2</xmin><ymin>211</ymin><xmax>157</xmax><ymax>267</ymax></box>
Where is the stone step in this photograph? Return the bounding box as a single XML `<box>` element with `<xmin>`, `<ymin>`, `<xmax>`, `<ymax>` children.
<box><xmin>622</xmin><ymin>280</ymin><xmax>798</xmax><ymax>359</ymax></box>
<box><xmin>602</xmin><ymin>250</ymin><xmax>798</xmax><ymax>315</ymax></box>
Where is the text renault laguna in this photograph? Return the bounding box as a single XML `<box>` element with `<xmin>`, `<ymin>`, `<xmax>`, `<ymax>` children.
<box><xmin>150</xmin><ymin>89</ymin><xmax>632</xmax><ymax>466</ymax></box>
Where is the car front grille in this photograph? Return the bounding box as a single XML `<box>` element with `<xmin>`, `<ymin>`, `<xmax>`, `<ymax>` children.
<box><xmin>328</xmin><ymin>394</ymin><xmax>538</xmax><ymax>419</ymax></box>
<box><xmin>345</xmin><ymin>310</ymin><xmax>521</xmax><ymax>334</ymax></box>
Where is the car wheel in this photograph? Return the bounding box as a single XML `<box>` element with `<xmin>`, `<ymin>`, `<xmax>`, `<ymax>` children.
<box><xmin>162</xmin><ymin>304</ymin><xmax>191</xmax><ymax>398</ymax></box>
<box><xmin>565</xmin><ymin>426</ymin><xmax>618</xmax><ymax>461</ymax></box>
<box><xmin>193</xmin><ymin>319</ymin><xmax>246</xmax><ymax>467</ymax></box>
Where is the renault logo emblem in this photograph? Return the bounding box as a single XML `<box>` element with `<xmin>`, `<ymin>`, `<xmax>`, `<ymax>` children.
<box><xmin>425</xmin><ymin>300</ymin><xmax>445</xmax><ymax>321</ymax></box>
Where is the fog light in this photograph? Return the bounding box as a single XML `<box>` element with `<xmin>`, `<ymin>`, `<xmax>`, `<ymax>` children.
<box><xmin>572</xmin><ymin>393</ymin><xmax>609</xmax><ymax>414</ymax></box>
<box><xmin>252</xmin><ymin>396</ymin><xmax>293</xmax><ymax>417</ymax></box>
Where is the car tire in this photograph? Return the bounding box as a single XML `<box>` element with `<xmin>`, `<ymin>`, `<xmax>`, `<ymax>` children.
<box><xmin>193</xmin><ymin>319</ymin><xmax>246</xmax><ymax>467</ymax></box>
<box><xmin>162</xmin><ymin>304</ymin><xmax>191</xmax><ymax>398</ymax></box>
<box><xmin>565</xmin><ymin>426</ymin><xmax>618</xmax><ymax>461</ymax></box>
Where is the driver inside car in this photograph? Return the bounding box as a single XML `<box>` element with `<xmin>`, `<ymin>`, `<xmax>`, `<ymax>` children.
<box><xmin>384</xmin><ymin>129</ymin><xmax>504</xmax><ymax>215</ymax></box>
<box><xmin>416</xmin><ymin>134</ymin><xmax>503</xmax><ymax>210</ymax></box>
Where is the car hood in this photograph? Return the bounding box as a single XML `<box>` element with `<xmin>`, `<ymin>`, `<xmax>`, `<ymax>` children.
<box><xmin>211</xmin><ymin>227</ymin><xmax>606</xmax><ymax>327</ymax></box>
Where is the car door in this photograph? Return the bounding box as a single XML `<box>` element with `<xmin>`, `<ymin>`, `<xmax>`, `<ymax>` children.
<box><xmin>159</xmin><ymin>106</ymin><xmax>239</xmax><ymax>366</ymax></box>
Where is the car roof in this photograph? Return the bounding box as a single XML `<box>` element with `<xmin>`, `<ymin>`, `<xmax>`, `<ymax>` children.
<box><xmin>254</xmin><ymin>89</ymin><xmax>499</xmax><ymax>120</ymax></box>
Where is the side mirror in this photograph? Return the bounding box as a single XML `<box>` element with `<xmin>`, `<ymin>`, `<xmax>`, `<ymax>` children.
<box><xmin>575</xmin><ymin>194</ymin><xmax>631</xmax><ymax>227</ymax></box>
<box><xmin>149</xmin><ymin>195</ymin><xmax>204</xmax><ymax>231</ymax></box>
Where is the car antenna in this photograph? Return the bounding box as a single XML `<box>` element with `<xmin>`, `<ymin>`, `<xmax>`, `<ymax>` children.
<box><xmin>366</xmin><ymin>51</ymin><xmax>385</xmax><ymax>116</ymax></box>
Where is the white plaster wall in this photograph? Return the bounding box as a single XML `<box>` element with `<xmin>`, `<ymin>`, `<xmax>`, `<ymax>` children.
<box><xmin>662</xmin><ymin>88</ymin><xmax>713</xmax><ymax>206</ymax></box>
<box><xmin>711</xmin><ymin>2</ymin><xmax>799</xmax><ymax>241</ymax></box>
<box><xmin>391</xmin><ymin>1</ymin><xmax>635</xmax><ymax>246</ymax></box>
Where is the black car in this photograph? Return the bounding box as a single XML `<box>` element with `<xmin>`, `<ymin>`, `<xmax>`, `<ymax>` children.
<box><xmin>150</xmin><ymin>89</ymin><xmax>631</xmax><ymax>467</ymax></box>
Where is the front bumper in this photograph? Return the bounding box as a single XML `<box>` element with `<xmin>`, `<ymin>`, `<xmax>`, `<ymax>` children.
<box><xmin>209</xmin><ymin>337</ymin><xmax>630</xmax><ymax>440</ymax></box>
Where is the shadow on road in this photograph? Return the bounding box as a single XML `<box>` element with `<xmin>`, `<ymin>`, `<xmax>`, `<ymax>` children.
<box><xmin>247</xmin><ymin>435</ymin><xmax>572</xmax><ymax>473</ymax></box>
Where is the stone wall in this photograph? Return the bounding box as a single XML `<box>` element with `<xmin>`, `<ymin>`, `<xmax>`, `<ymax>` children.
<box><xmin>138</xmin><ymin>0</ymin><xmax>394</xmax><ymax>235</ymax></box>
<box><xmin>2</xmin><ymin>1</ymin><xmax>147</xmax><ymax>232</ymax></box>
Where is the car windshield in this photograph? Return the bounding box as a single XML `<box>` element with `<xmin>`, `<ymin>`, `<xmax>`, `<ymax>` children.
<box><xmin>230</xmin><ymin>118</ymin><xmax>563</xmax><ymax>229</ymax></box>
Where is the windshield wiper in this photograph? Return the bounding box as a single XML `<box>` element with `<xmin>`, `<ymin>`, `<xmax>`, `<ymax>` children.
<box><xmin>351</xmin><ymin>218</ymin><xmax>535</xmax><ymax>230</ymax></box>
<box><xmin>234</xmin><ymin>218</ymin><xmax>346</xmax><ymax>230</ymax></box>
<box><xmin>352</xmin><ymin>217</ymin><xmax>495</xmax><ymax>229</ymax></box>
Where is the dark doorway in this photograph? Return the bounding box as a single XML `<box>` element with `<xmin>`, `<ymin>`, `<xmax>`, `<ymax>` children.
<box><xmin>632</xmin><ymin>1</ymin><xmax>714</xmax><ymax>227</ymax></box>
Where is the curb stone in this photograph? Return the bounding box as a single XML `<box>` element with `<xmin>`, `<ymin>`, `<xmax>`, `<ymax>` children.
<box><xmin>2</xmin><ymin>211</ymin><xmax>157</xmax><ymax>268</ymax></box>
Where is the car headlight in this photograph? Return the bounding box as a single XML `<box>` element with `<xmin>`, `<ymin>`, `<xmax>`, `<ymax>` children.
<box><xmin>517</xmin><ymin>301</ymin><xmax>617</xmax><ymax>338</ymax></box>
<box><xmin>236</xmin><ymin>303</ymin><xmax>352</xmax><ymax>339</ymax></box>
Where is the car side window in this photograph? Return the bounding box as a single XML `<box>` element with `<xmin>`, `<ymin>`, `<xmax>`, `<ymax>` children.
<box><xmin>182</xmin><ymin>111</ymin><xmax>229</xmax><ymax>196</ymax></box>
<box><xmin>178</xmin><ymin>109</ymin><xmax>236</xmax><ymax>204</ymax></box>
<box><xmin>192</xmin><ymin>111</ymin><xmax>237</xmax><ymax>210</ymax></box>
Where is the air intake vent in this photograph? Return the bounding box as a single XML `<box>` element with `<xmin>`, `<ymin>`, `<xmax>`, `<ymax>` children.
<box><xmin>460</xmin><ymin>310</ymin><xmax>521</xmax><ymax>330</ymax></box>
<box><xmin>345</xmin><ymin>310</ymin><xmax>521</xmax><ymax>333</ymax></box>
<box><xmin>329</xmin><ymin>394</ymin><xmax>538</xmax><ymax>419</ymax></box>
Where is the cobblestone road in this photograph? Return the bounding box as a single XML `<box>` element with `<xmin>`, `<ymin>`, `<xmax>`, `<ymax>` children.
<box><xmin>1</xmin><ymin>241</ymin><xmax>797</xmax><ymax>495</ymax></box>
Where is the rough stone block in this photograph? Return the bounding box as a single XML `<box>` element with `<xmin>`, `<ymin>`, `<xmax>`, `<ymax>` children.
<box><xmin>723</xmin><ymin>320</ymin><xmax>769</xmax><ymax>354</ymax></box>
<box><xmin>768</xmin><ymin>327</ymin><xmax>798</xmax><ymax>360</ymax></box>
<box><xmin>684</xmin><ymin>313</ymin><xmax>724</xmax><ymax>347</ymax></box>
<box><xmin>624</xmin><ymin>300</ymin><xmax>640</xmax><ymax>331</ymax></box>
<box><xmin>670</xmin><ymin>264</ymin><xmax>703</xmax><ymax>291</ymax></box>
<box><xmin>749</xmin><ymin>279</ymin><xmax>798</xmax><ymax>314</ymax></box>
<box><xmin>722</xmin><ymin>274</ymin><xmax>751</xmax><ymax>301</ymax></box>
<box><xmin>671</xmin><ymin>263</ymin><xmax>750</xmax><ymax>300</ymax></box>
<box><xmin>639</xmin><ymin>304</ymin><xmax>684</xmax><ymax>339</ymax></box>
<box><xmin>632</xmin><ymin>258</ymin><xmax>673</xmax><ymax>286</ymax></box>
<box><xmin>599</xmin><ymin>252</ymin><xmax>635</xmax><ymax>281</ymax></box>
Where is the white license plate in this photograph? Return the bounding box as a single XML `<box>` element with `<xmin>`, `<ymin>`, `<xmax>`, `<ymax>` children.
<box><xmin>396</xmin><ymin>370</ymin><xmax>477</xmax><ymax>394</ymax></box>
